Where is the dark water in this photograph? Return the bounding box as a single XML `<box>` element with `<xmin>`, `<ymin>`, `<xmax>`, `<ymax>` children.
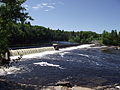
<box><xmin>3</xmin><ymin>46</ymin><xmax>120</xmax><ymax>87</ymax></box>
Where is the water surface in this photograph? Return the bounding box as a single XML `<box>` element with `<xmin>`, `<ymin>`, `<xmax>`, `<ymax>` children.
<box><xmin>1</xmin><ymin>44</ymin><xmax>120</xmax><ymax>88</ymax></box>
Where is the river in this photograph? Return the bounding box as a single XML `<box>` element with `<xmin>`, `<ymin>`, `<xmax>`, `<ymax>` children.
<box><xmin>0</xmin><ymin>44</ymin><xmax>120</xmax><ymax>88</ymax></box>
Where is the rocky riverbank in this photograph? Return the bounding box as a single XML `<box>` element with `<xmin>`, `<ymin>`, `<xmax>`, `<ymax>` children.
<box><xmin>0</xmin><ymin>78</ymin><xmax>120</xmax><ymax>90</ymax></box>
<box><xmin>0</xmin><ymin>78</ymin><xmax>93</xmax><ymax>90</ymax></box>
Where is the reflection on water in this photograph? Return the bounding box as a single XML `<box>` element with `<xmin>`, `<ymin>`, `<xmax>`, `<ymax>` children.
<box><xmin>1</xmin><ymin>45</ymin><xmax>120</xmax><ymax>87</ymax></box>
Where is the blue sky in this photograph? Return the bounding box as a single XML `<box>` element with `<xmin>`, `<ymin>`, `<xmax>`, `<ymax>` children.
<box><xmin>23</xmin><ymin>0</ymin><xmax>120</xmax><ymax>33</ymax></box>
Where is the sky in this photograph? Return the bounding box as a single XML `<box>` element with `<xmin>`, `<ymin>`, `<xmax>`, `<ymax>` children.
<box><xmin>23</xmin><ymin>0</ymin><xmax>120</xmax><ymax>33</ymax></box>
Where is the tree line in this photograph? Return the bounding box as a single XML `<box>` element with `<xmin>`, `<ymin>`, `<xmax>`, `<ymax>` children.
<box><xmin>8</xmin><ymin>23</ymin><xmax>100</xmax><ymax>46</ymax></box>
<box><xmin>102</xmin><ymin>30</ymin><xmax>120</xmax><ymax>46</ymax></box>
<box><xmin>8</xmin><ymin>23</ymin><xmax>120</xmax><ymax>47</ymax></box>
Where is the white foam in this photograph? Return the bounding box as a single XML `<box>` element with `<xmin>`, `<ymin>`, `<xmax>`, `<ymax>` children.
<box><xmin>10</xmin><ymin>44</ymin><xmax>94</xmax><ymax>60</ymax></box>
<box><xmin>0</xmin><ymin>66</ymin><xmax>20</xmax><ymax>76</ymax></box>
<box><xmin>33</xmin><ymin>62</ymin><xmax>64</xmax><ymax>69</ymax></box>
<box><xmin>60</xmin><ymin>44</ymin><xmax>94</xmax><ymax>51</ymax></box>
<box><xmin>59</xmin><ymin>52</ymin><xmax>70</xmax><ymax>57</ymax></box>
<box><xmin>79</xmin><ymin>54</ymin><xmax>89</xmax><ymax>57</ymax></box>
<box><xmin>95</xmin><ymin>62</ymin><xmax>100</xmax><ymax>66</ymax></box>
<box><xmin>116</xmin><ymin>86</ymin><xmax>120</xmax><ymax>89</ymax></box>
<box><xmin>59</xmin><ymin>53</ymin><xmax>64</xmax><ymax>57</ymax></box>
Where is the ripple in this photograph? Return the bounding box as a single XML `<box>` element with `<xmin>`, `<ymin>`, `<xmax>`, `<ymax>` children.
<box><xmin>33</xmin><ymin>62</ymin><xmax>65</xmax><ymax>69</ymax></box>
<box><xmin>0</xmin><ymin>66</ymin><xmax>21</xmax><ymax>76</ymax></box>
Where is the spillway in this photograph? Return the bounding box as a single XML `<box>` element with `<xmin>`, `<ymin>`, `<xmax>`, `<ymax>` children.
<box><xmin>9</xmin><ymin>46</ymin><xmax>55</xmax><ymax>56</ymax></box>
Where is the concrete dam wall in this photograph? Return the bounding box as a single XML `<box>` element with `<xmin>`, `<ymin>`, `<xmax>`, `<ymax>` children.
<box><xmin>9</xmin><ymin>46</ymin><xmax>55</xmax><ymax>56</ymax></box>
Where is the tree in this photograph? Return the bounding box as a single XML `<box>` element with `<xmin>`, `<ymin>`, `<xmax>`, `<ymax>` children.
<box><xmin>0</xmin><ymin>0</ymin><xmax>32</xmax><ymax>63</ymax></box>
<box><xmin>118</xmin><ymin>31</ymin><xmax>120</xmax><ymax>46</ymax></box>
<box><xmin>110</xmin><ymin>30</ymin><xmax>118</xmax><ymax>45</ymax></box>
<box><xmin>102</xmin><ymin>30</ymin><xmax>111</xmax><ymax>45</ymax></box>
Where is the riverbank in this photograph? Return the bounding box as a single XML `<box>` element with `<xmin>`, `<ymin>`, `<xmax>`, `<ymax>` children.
<box><xmin>0</xmin><ymin>78</ymin><xmax>94</xmax><ymax>90</ymax></box>
<box><xmin>0</xmin><ymin>78</ymin><xmax>120</xmax><ymax>90</ymax></box>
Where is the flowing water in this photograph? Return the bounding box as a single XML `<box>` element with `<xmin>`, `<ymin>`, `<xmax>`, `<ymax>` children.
<box><xmin>0</xmin><ymin>44</ymin><xmax>120</xmax><ymax>88</ymax></box>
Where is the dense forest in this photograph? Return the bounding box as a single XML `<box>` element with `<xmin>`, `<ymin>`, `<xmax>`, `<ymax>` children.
<box><xmin>0</xmin><ymin>0</ymin><xmax>120</xmax><ymax>62</ymax></box>
<box><xmin>8</xmin><ymin>23</ymin><xmax>120</xmax><ymax>47</ymax></box>
<box><xmin>8</xmin><ymin>23</ymin><xmax>100</xmax><ymax>46</ymax></box>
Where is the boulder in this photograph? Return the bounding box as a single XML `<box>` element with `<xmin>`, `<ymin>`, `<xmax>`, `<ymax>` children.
<box><xmin>56</xmin><ymin>81</ymin><xmax>72</xmax><ymax>88</ymax></box>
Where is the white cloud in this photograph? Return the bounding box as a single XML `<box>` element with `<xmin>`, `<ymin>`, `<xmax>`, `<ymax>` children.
<box><xmin>42</xmin><ymin>3</ymin><xmax>48</xmax><ymax>6</ymax></box>
<box><xmin>32</xmin><ymin>2</ymin><xmax>60</xmax><ymax>11</ymax></box>
<box><xmin>32</xmin><ymin>4</ymin><xmax>43</xmax><ymax>9</ymax></box>
<box><xmin>44</xmin><ymin>10</ymin><xmax>49</xmax><ymax>12</ymax></box>
<box><xmin>47</xmin><ymin>6</ymin><xmax>55</xmax><ymax>9</ymax></box>
<box><xmin>32</xmin><ymin>6</ymin><xmax>39</xmax><ymax>9</ymax></box>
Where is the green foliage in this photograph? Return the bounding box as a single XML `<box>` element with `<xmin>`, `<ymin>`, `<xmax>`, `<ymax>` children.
<box><xmin>7</xmin><ymin>24</ymin><xmax>102</xmax><ymax>46</ymax></box>
<box><xmin>0</xmin><ymin>0</ymin><xmax>32</xmax><ymax>60</ymax></box>
<box><xmin>8</xmin><ymin>25</ymin><xmax>70</xmax><ymax>46</ymax></box>
<box><xmin>102</xmin><ymin>30</ymin><xmax>120</xmax><ymax>46</ymax></box>
<box><xmin>7</xmin><ymin>23</ymin><xmax>120</xmax><ymax>47</ymax></box>
<box><xmin>102</xmin><ymin>30</ymin><xmax>111</xmax><ymax>45</ymax></box>
<box><xmin>118</xmin><ymin>32</ymin><xmax>120</xmax><ymax>45</ymax></box>
<box><xmin>68</xmin><ymin>31</ymin><xmax>99</xmax><ymax>44</ymax></box>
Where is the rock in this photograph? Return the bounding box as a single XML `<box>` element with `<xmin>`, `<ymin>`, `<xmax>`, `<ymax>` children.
<box><xmin>54</xmin><ymin>45</ymin><xmax>59</xmax><ymax>50</ymax></box>
<box><xmin>95</xmin><ymin>84</ymin><xmax>120</xmax><ymax>90</ymax></box>
<box><xmin>41</xmin><ymin>86</ymin><xmax>94</xmax><ymax>90</ymax></box>
<box><xmin>56</xmin><ymin>81</ymin><xmax>72</xmax><ymax>88</ymax></box>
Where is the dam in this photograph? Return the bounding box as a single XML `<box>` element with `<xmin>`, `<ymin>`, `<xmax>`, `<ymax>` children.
<box><xmin>9</xmin><ymin>46</ymin><xmax>55</xmax><ymax>56</ymax></box>
<box><xmin>9</xmin><ymin>41</ymin><xmax>79</xmax><ymax>56</ymax></box>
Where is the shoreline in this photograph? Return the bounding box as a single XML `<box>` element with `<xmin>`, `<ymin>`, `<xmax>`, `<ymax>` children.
<box><xmin>0</xmin><ymin>78</ymin><xmax>120</xmax><ymax>90</ymax></box>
